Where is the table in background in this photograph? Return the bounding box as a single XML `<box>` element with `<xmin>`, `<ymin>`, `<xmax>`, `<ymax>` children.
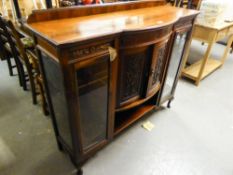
<box><xmin>182</xmin><ymin>21</ymin><xmax>233</xmax><ymax>86</ymax></box>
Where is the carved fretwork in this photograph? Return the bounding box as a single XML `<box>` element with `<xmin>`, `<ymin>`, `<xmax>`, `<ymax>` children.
<box><xmin>152</xmin><ymin>45</ymin><xmax>166</xmax><ymax>85</ymax></box>
<box><xmin>120</xmin><ymin>52</ymin><xmax>146</xmax><ymax>102</ymax></box>
<box><xmin>70</xmin><ymin>43</ymin><xmax>110</xmax><ymax>59</ymax></box>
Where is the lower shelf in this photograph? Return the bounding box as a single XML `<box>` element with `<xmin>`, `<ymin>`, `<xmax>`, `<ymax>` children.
<box><xmin>182</xmin><ymin>58</ymin><xmax>222</xmax><ymax>81</ymax></box>
<box><xmin>114</xmin><ymin>104</ymin><xmax>157</xmax><ymax>135</ymax></box>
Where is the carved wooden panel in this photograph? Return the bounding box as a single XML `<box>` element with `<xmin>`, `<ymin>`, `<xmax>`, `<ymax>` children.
<box><xmin>146</xmin><ymin>43</ymin><xmax>168</xmax><ymax>97</ymax></box>
<box><xmin>118</xmin><ymin>50</ymin><xmax>149</xmax><ymax>107</ymax></box>
<box><xmin>152</xmin><ymin>45</ymin><xmax>167</xmax><ymax>86</ymax></box>
<box><xmin>69</xmin><ymin>43</ymin><xmax>110</xmax><ymax>61</ymax></box>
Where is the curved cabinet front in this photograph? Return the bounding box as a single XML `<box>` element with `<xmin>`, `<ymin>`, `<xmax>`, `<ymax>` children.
<box><xmin>117</xmin><ymin>26</ymin><xmax>172</xmax><ymax>109</ymax></box>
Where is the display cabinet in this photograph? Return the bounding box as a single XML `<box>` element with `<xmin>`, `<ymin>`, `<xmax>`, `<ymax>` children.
<box><xmin>26</xmin><ymin>1</ymin><xmax>198</xmax><ymax>174</ymax></box>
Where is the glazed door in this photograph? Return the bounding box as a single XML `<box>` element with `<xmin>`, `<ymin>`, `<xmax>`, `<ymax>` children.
<box><xmin>159</xmin><ymin>29</ymin><xmax>191</xmax><ymax>105</ymax></box>
<box><xmin>75</xmin><ymin>55</ymin><xmax>110</xmax><ymax>152</ymax></box>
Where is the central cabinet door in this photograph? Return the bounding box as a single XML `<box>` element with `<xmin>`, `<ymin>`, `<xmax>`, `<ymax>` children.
<box><xmin>117</xmin><ymin>46</ymin><xmax>152</xmax><ymax>108</ymax></box>
<box><xmin>116</xmin><ymin>27</ymin><xmax>172</xmax><ymax>109</ymax></box>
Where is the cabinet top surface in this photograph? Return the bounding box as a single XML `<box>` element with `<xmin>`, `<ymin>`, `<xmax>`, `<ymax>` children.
<box><xmin>27</xmin><ymin>5</ymin><xmax>198</xmax><ymax>46</ymax></box>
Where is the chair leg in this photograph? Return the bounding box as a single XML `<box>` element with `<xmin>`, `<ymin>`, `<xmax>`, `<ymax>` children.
<box><xmin>19</xmin><ymin>63</ymin><xmax>27</xmax><ymax>91</ymax></box>
<box><xmin>25</xmin><ymin>64</ymin><xmax>37</xmax><ymax>105</ymax></box>
<box><xmin>30</xmin><ymin>74</ymin><xmax>37</xmax><ymax>105</ymax></box>
<box><xmin>37</xmin><ymin>78</ymin><xmax>49</xmax><ymax>116</ymax></box>
<box><xmin>14</xmin><ymin>58</ymin><xmax>24</xmax><ymax>87</ymax></box>
<box><xmin>6</xmin><ymin>57</ymin><xmax>14</xmax><ymax>76</ymax></box>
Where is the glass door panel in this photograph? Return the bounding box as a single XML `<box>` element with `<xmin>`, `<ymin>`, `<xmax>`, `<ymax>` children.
<box><xmin>76</xmin><ymin>56</ymin><xmax>109</xmax><ymax>151</ymax></box>
<box><xmin>160</xmin><ymin>32</ymin><xmax>188</xmax><ymax>103</ymax></box>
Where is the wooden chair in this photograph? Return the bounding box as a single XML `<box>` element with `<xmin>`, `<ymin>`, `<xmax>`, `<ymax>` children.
<box><xmin>2</xmin><ymin>19</ymin><xmax>49</xmax><ymax>115</ymax></box>
<box><xmin>0</xmin><ymin>33</ymin><xmax>17</xmax><ymax>76</ymax></box>
<box><xmin>6</xmin><ymin>20</ymin><xmax>37</xmax><ymax>103</ymax></box>
<box><xmin>9</xmin><ymin>20</ymin><xmax>48</xmax><ymax>115</ymax></box>
<box><xmin>0</xmin><ymin>16</ymin><xmax>48</xmax><ymax>115</ymax></box>
<box><xmin>0</xmin><ymin>16</ymin><xmax>24</xmax><ymax>87</ymax></box>
<box><xmin>27</xmin><ymin>50</ymin><xmax>49</xmax><ymax>115</ymax></box>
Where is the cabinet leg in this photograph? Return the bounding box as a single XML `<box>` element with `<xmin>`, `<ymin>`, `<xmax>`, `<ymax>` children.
<box><xmin>77</xmin><ymin>169</ymin><xmax>83</xmax><ymax>175</ymax></box>
<box><xmin>167</xmin><ymin>100</ymin><xmax>172</xmax><ymax>108</ymax></box>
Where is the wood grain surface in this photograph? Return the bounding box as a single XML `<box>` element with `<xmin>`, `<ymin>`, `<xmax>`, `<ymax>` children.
<box><xmin>26</xmin><ymin>5</ymin><xmax>198</xmax><ymax>45</ymax></box>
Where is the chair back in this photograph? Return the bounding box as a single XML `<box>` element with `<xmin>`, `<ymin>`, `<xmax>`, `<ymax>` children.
<box><xmin>0</xmin><ymin>16</ymin><xmax>20</xmax><ymax>61</ymax></box>
<box><xmin>0</xmin><ymin>33</ymin><xmax>8</xmax><ymax>60</ymax></box>
<box><xmin>0</xmin><ymin>17</ymin><xmax>30</xmax><ymax>68</ymax></box>
<box><xmin>0</xmin><ymin>17</ymin><xmax>11</xmax><ymax>60</ymax></box>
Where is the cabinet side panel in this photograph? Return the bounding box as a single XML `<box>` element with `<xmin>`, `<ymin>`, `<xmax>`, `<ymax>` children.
<box><xmin>41</xmin><ymin>52</ymin><xmax>73</xmax><ymax>150</ymax></box>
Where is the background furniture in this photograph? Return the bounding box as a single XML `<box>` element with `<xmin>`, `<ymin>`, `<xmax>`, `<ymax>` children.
<box><xmin>231</xmin><ymin>42</ymin><xmax>233</xmax><ymax>53</ymax></box>
<box><xmin>7</xmin><ymin>19</ymin><xmax>49</xmax><ymax>115</ymax></box>
<box><xmin>0</xmin><ymin>29</ymin><xmax>16</xmax><ymax>76</ymax></box>
<box><xmin>191</xmin><ymin>0</ymin><xmax>201</xmax><ymax>9</ymax></box>
<box><xmin>0</xmin><ymin>16</ymin><xmax>24</xmax><ymax>88</ymax></box>
<box><xmin>167</xmin><ymin>0</ymin><xmax>201</xmax><ymax>9</ymax></box>
<box><xmin>182</xmin><ymin>22</ymin><xmax>233</xmax><ymax>86</ymax></box>
<box><xmin>26</xmin><ymin>1</ymin><xmax>198</xmax><ymax>174</ymax></box>
<box><xmin>27</xmin><ymin>49</ymin><xmax>49</xmax><ymax>115</ymax></box>
<box><xmin>0</xmin><ymin>16</ymin><xmax>48</xmax><ymax>115</ymax></box>
<box><xmin>2</xmin><ymin>18</ymin><xmax>37</xmax><ymax>101</ymax></box>
<box><xmin>173</xmin><ymin>0</ymin><xmax>192</xmax><ymax>8</ymax></box>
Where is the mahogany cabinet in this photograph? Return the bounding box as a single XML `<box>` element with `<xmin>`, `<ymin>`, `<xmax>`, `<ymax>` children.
<box><xmin>26</xmin><ymin>1</ymin><xmax>199</xmax><ymax>174</ymax></box>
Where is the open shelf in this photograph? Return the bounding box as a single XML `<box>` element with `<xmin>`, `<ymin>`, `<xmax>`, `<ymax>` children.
<box><xmin>115</xmin><ymin>86</ymin><xmax>160</xmax><ymax>113</ymax></box>
<box><xmin>114</xmin><ymin>95</ymin><xmax>159</xmax><ymax>135</ymax></box>
<box><xmin>182</xmin><ymin>58</ymin><xmax>222</xmax><ymax>81</ymax></box>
